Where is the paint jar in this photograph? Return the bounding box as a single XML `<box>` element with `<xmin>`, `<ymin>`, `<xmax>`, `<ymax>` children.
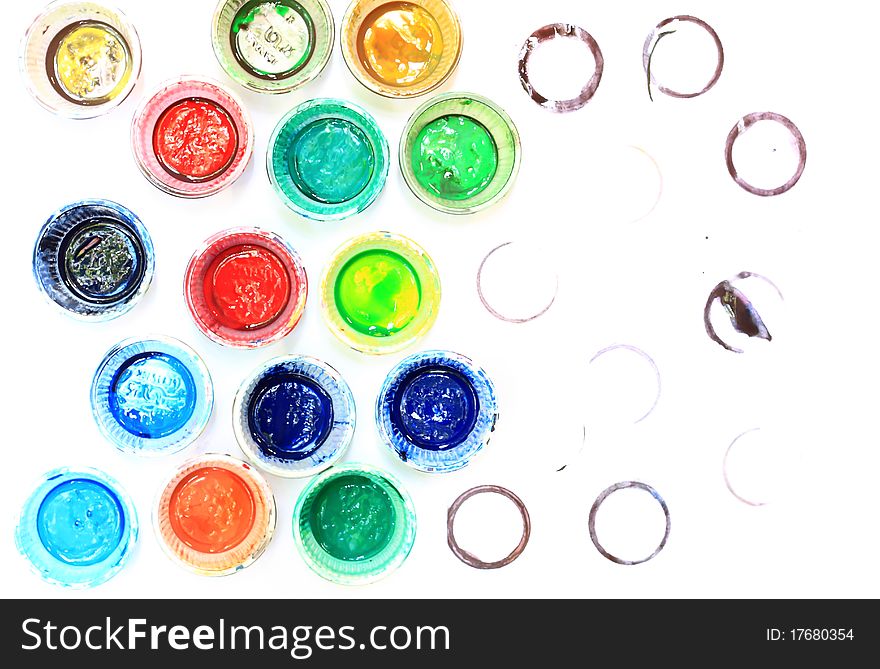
<box><xmin>340</xmin><ymin>0</ymin><xmax>462</xmax><ymax>98</ymax></box>
<box><xmin>91</xmin><ymin>335</ymin><xmax>214</xmax><ymax>456</ymax></box>
<box><xmin>267</xmin><ymin>98</ymin><xmax>389</xmax><ymax>221</ymax></box>
<box><xmin>131</xmin><ymin>76</ymin><xmax>253</xmax><ymax>198</ymax></box>
<box><xmin>16</xmin><ymin>467</ymin><xmax>137</xmax><ymax>588</ymax></box>
<box><xmin>184</xmin><ymin>228</ymin><xmax>308</xmax><ymax>348</ymax></box>
<box><xmin>21</xmin><ymin>1</ymin><xmax>141</xmax><ymax>118</ymax></box>
<box><xmin>33</xmin><ymin>199</ymin><xmax>154</xmax><ymax>321</ymax></box>
<box><xmin>320</xmin><ymin>231</ymin><xmax>441</xmax><ymax>354</ymax></box>
<box><xmin>154</xmin><ymin>454</ymin><xmax>276</xmax><ymax>576</ymax></box>
<box><xmin>293</xmin><ymin>463</ymin><xmax>416</xmax><ymax>584</ymax></box>
<box><xmin>400</xmin><ymin>92</ymin><xmax>521</xmax><ymax>214</ymax></box>
<box><xmin>377</xmin><ymin>350</ymin><xmax>497</xmax><ymax>472</ymax></box>
<box><xmin>211</xmin><ymin>0</ymin><xmax>334</xmax><ymax>94</ymax></box>
<box><xmin>234</xmin><ymin>355</ymin><xmax>356</xmax><ymax>477</ymax></box>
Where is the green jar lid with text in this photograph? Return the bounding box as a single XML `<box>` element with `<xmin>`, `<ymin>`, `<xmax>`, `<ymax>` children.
<box><xmin>212</xmin><ymin>0</ymin><xmax>334</xmax><ymax>94</ymax></box>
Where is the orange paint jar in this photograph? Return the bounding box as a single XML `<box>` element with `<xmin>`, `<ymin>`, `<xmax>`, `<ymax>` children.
<box><xmin>341</xmin><ymin>0</ymin><xmax>461</xmax><ymax>97</ymax></box>
<box><xmin>154</xmin><ymin>454</ymin><xmax>275</xmax><ymax>575</ymax></box>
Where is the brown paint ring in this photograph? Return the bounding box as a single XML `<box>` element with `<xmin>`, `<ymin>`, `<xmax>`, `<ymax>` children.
<box><xmin>724</xmin><ymin>112</ymin><xmax>807</xmax><ymax>196</ymax></box>
<box><xmin>518</xmin><ymin>23</ymin><xmax>604</xmax><ymax>113</ymax></box>
<box><xmin>588</xmin><ymin>481</ymin><xmax>670</xmax><ymax>566</ymax></box>
<box><xmin>447</xmin><ymin>485</ymin><xmax>531</xmax><ymax>569</ymax></box>
<box><xmin>643</xmin><ymin>15</ymin><xmax>724</xmax><ymax>99</ymax></box>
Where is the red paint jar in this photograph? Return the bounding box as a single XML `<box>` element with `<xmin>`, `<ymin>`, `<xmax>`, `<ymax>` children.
<box><xmin>153</xmin><ymin>98</ymin><xmax>238</xmax><ymax>182</ymax></box>
<box><xmin>132</xmin><ymin>76</ymin><xmax>253</xmax><ymax>198</ymax></box>
<box><xmin>184</xmin><ymin>227</ymin><xmax>308</xmax><ymax>348</ymax></box>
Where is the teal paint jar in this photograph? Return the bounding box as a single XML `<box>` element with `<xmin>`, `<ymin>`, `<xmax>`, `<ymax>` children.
<box><xmin>268</xmin><ymin>99</ymin><xmax>389</xmax><ymax>221</ymax></box>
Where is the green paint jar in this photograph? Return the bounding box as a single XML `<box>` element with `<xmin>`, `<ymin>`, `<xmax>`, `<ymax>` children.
<box><xmin>293</xmin><ymin>464</ymin><xmax>416</xmax><ymax>584</ymax></box>
<box><xmin>400</xmin><ymin>92</ymin><xmax>521</xmax><ymax>214</ymax></box>
<box><xmin>268</xmin><ymin>99</ymin><xmax>389</xmax><ymax>221</ymax></box>
<box><xmin>211</xmin><ymin>0</ymin><xmax>334</xmax><ymax>94</ymax></box>
<box><xmin>321</xmin><ymin>231</ymin><xmax>441</xmax><ymax>354</ymax></box>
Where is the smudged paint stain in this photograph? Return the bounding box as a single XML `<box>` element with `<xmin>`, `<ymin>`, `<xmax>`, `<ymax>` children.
<box><xmin>704</xmin><ymin>271</ymin><xmax>782</xmax><ymax>353</ymax></box>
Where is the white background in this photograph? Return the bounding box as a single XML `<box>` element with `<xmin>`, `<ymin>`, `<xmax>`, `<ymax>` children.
<box><xmin>2</xmin><ymin>0</ymin><xmax>879</xmax><ymax>599</ymax></box>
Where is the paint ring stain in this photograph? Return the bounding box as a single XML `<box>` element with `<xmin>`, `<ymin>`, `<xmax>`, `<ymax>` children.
<box><xmin>588</xmin><ymin>481</ymin><xmax>671</xmax><ymax>566</ymax></box>
<box><xmin>588</xmin><ymin>344</ymin><xmax>662</xmax><ymax>424</ymax></box>
<box><xmin>446</xmin><ymin>485</ymin><xmax>531</xmax><ymax>570</ymax></box>
<box><xmin>723</xmin><ymin>428</ymin><xmax>767</xmax><ymax>507</ymax></box>
<box><xmin>642</xmin><ymin>15</ymin><xmax>724</xmax><ymax>100</ymax></box>
<box><xmin>476</xmin><ymin>241</ymin><xmax>558</xmax><ymax>323</ymax></box>
<box><xmin>518</xmin><ymin>23</ymin><xmax>604</xmax><ymax>112</ymax></box>
<box><xmin>725</xmin><ymin>112</ymin><xmax>807</xmax><ymax>196</ymax></box>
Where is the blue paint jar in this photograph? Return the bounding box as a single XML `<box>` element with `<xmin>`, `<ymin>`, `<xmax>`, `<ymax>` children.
<box><xmin>233</xmin><ymin>355</ymin><xmax>356</xmax><ymax>477</ymax></box>
<box><xmin>376</xmin><ymin>350</ymin><xmax>498</xmax><ymax>473</ymax></box>
<box><xmin>33</xmin><ymin>199</ymin><xmax>154</xmax><ymax>321</ymax></box>
<box><xmin>91</xmin><ymin>336</ymin><xmax>213</xmax><ymax>455</ymax></box>
<box><xmin>15</xmin><ymin>467</ymin><xmax>137</xmax><ymax>588</ymax></box>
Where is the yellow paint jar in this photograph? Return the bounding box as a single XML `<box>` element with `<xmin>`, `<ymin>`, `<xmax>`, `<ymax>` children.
<box><xmin>21</xmin><ymin>2</ymin><xmax>141</xmax><ymax>118</ymax></box>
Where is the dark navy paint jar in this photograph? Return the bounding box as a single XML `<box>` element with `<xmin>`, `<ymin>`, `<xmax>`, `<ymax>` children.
<box><xmin>233</xmin><ymin>355</ymin><xmax>356</xmax><ymax>477</ymax></box>
<box><xmin>376</xmin><ymin>350</ymin><xmax>498</xmax><ymax>473</ymax></box>
<box><xmin>33</xmin><ymin>199</ymin><xmax>154</xmax><ymax>320</ymax></box>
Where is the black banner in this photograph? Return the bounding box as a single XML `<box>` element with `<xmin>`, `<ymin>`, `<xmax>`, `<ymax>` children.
<box><xmin>0</xmin><ymin>599</ymin><xmax>872</xmax><ymax>665</ymax></box>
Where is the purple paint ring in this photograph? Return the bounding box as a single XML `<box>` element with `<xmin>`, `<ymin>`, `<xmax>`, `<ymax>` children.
<box><xmin>643</xmin><ymin>15</ymin><xmax>723</xmax><ymax>99</ymax></box>
<box><xmin>724</xmin><ymin>112</ymin><xmax>807</xmax><ymax>197</ymax></box>
<box><xmin>588</xmin><ymin>481</ymin><xmax>670</xmax><ymax>566</ymax></box>
<box><xmin>446</xmin><ymin>484</ymin><xmax>531</xmax><ymax>569</ymax></box>
<box><xmin>518</xmin><ymin>23</ymin><xmax>604</xmax><ymax>113</ymax></box>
